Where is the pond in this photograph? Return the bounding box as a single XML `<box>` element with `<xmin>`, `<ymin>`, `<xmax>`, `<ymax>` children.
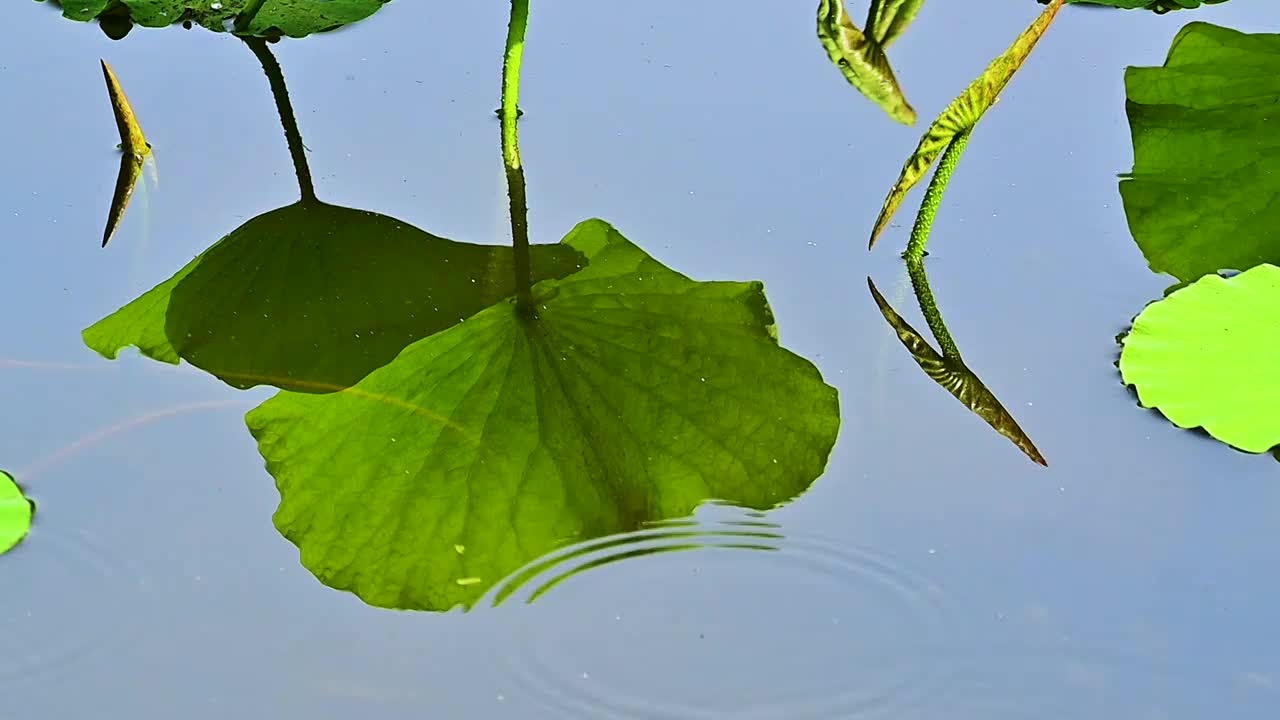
<box><xmin>3</xmin><ymin>1</ymin><xmax>1279</xmax><ymax>717</ymax></box>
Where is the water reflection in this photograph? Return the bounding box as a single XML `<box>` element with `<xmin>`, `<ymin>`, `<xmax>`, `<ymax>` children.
<box><xmin>86</xmin><ymin>37</ymin><xmax>584</xmax><ymax>393</ymax></box>
<box><xmin>79</xmin><ymin>22</ymin><xmax>841</xmax><ymax>611</ymax></box>
<box><xmin>99</xmin><ymin>59</ymin><xmax>153</xmax><ymax>248</ymax></box>
<box><xmin>868</xmin><ymin>259</ymin><xmax>1046</xmax><ymax>465</ymax></box>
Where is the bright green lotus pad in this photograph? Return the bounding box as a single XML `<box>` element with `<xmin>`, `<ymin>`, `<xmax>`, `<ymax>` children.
<box><xmin>1119</xmin><ymin>264</ymin><xmax>1280</xmax><ymax>454</ymax></box>
<box><xmin>48</xmin><ymin>0</ymin><xmax>390</xmax><ymax>38</ymax></box>
<box><xmin>1</xmin><ymin>471</ymin><xmax>34</xmax><ymax>555</ymax></box>
<box><xmin>1120</xmin><ymin>22</ymin><xmax>1280</xmax><ymax>283</ymax></box>
<box><xmin>247</xmin><ymin>219</ymin><xmax>841</xmax><ymax>611</ymax></box>
<box><xmin>84</xmin><ymin>200</ymin><xmax>584</xmax><ymax>393</ymax></box>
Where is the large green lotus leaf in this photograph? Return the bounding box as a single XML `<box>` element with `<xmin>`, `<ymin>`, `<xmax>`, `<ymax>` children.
<box><xmin>246</xmin><ymin>219</ymin><xmax>841</xmax><ymax>611</ymax></box>
<box><xmin>1</xmin><ymin>471</ymin><xmax>34</xmax><ymax>555</ymax></box>
<box><xmin>1120</xmin><ymin>22</ymin><xmax>1280</xmax><ymax>283</ymax></box>
<box><xmin>84</xmin><ymin>201</ymin><xmax>585</xmax><ymax>393</ymax></box>
<box><xmin>44</xmin><ymin>0</ymin><xmax>390</xmax><ymax>38</ymax></box>
<box><xmin>1119</xmin><ymin>264</ymin><xmax>1280</xmax><ymax>454</ymax></box>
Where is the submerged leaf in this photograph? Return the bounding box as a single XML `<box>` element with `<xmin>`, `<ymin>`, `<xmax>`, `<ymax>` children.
<box><xmin>100</xmin><ymin>59</ymin><xmax>150</xmax><ymax>248</ymax></box>
<box><xmin>869</xmin><ymin>0</ymin><xmax>1062</xmax><ymax>248</ymax></box>
<box><xmin>1119</xmin><ymin>264</ymin><xmax>1280</xmax><ymax>454</ymax></box>
<box><xmin>0</xmin><ymin>471</ymin><xmax>34</xmax><ymax>555</ymax></box>
<box><xmin>84</xmin><ymin>200</ymin><xmax>585</xmax><ymax>393</ymax></box>
<box><xmin>817</xmin><ymin>0</ymin><xmax>917</xmax><ymax>125</ymax></box>
<box><xmin>1120</xmin><ymin>22</ymin><xmax>1280</xmax><ymax>283</ymax></box>
<box><xmin>247</xmin><ymin>219</ymin><xmax>840</xmax><ymax>611</ymax></box>
<box><xmin>867</xmin><ymin>272</ymin><xmax>1045</xmax><ymax>465</ymax></box>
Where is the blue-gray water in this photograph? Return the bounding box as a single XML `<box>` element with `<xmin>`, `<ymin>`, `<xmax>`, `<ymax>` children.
<box><xmin>3</xmin><ymin>2</ymin><xmax>1279</xmax><ymax>718</ymax></box>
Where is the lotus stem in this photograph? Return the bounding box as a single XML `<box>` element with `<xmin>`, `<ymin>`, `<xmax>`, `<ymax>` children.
<box><xmin>904</xmin><ymin>129</ymin><xmax>969</xmax><ymax>262</ymax></box>
<box><xmin>243</xmin><ymin>36</ymin><xmax>317</xmax><ymax>203</ymax></box>
<box><xmin>502</xmin><ymin>0</ymin><xmax>534</xmax><ymax>318</ymax></box>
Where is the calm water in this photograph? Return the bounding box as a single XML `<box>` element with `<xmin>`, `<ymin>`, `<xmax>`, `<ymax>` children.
<box><xmin>4</xmin><ymin>2</ymin><xmax>1280</xmax><ymax>718</ymax></box>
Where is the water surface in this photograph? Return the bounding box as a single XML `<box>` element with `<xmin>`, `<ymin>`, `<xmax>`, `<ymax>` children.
<box><xmin>3</xmin><ymin>2</ymin><xmax>1279</xmax><ymax>718</ymax></box>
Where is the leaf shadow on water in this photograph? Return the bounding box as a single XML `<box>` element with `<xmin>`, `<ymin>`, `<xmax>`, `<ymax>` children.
<box><xmin>85</xmin><ymin>37</ymin><xmax>586</xmax><ymax>394</ymax></box>
<box><xmin>81</xmin><ymin>18</ymin><xmax>842</xmax><ymax>610</ymax></box>
<box><xmin>39</xmin><ymin>0</ymin><xmax>391</xmax><ymax>40</ymax></box>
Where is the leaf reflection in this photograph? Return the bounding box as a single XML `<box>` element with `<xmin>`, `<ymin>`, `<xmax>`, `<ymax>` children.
<box><xmin>867</xmin><ymin>261</ymin><xmax>1046</xmax><ymax>466</ymax></box>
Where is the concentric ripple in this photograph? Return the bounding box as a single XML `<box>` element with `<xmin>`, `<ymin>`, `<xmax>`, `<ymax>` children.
<box><xmin>0</xmin><ymin>524</ymin><xmax>145</xmax><ymax>691</ymax></box>
<box><xmin>493</xmin><ymin>506</ymin><xmax>963</xmax><ymax>719</ymax></box>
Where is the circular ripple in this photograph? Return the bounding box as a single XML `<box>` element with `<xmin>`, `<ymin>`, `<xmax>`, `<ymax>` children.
<box><xmin>493</xmin><ymin>512</ymin><xmax>963</xmax><ymax>720</ymax></box>
<box><xmin>0</xmin><ymin>522</ymin><xmax>145</xmax><ymax>690</ymax></box>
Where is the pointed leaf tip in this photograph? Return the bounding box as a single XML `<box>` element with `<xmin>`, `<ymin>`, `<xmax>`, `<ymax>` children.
<box><xmin>866</xmin><ymin>275</ymin><xmax>1047</xmax><ymax>466</ymax></box>
<box><xmin>817</xmin><ymin>0</ymin><xmax>917</xmax><ymax>126</ymax></box>
<box><xmin>100</xmin><ymin>58</ymin><xmax>149</xmax><ymax>249</ymax></box>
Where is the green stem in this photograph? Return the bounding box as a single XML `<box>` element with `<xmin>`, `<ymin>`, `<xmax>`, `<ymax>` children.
<box><xmin>243</xmin><ymin>36</ymin><xmax>317</xmax><ymax>203</ymax></box>
<box><xmin>234</xmin><ymin>0</ymin><xmax>268</xmax><ymax>33</ymax></box>
<box><xmin>905</xmin><ymin>256</ymin><xmax>960</xmax><ymax>360</ymax></box>
<box><xmin>903</xmin><ymin>129</ymin><xmax>969</xmax><ymax>262</ymax></box>
<box><xmin>502</xmin><ymin>0</ymin><xmax>534</xmax><ymax>318</ymax></box>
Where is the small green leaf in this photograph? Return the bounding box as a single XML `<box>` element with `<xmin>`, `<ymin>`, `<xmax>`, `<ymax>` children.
<box><xmin>247</xmin><ymin>219</ymin><xmax>840</xmax><ymax>611</ymax></box>
<box><xmin>84</xmin><ymin>200</ymin><xmax>585</xmax><ymax>393</ymax></box>
<box><xmin>1120</xmin><ymin>22</ymin><xmax>1280</xmax><ymax>283</ymax></box>
<box><xmin>1119</xmin><ymin>264</ymin><xmax>1280</xmax><ymax>454</ymax></box>
<box><xmin>816</xmin><ymin>0</ymin><xmax>917</xmax><ymax>125</ymax></box>
<box><xmin>1</xmin><ymin>471</ymin><xmax>34</xmax><ymax>555</ymax></box>
<box><xmin>869</xmin><ymin>0</ymin><xmax>1062</xmax><ymax>248</ymax></box>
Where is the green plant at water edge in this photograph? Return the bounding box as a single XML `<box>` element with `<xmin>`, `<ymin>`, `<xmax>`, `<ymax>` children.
<box><xmin>868</xmin><ymin>0</ymin><xmax>1062</xmax><ymax>251</ymax></box>
<box><xmin>83</xmin><ymin>37</ymin><xmax>583</xmax><ymax>393</ymax></box>
<box><xmin>1114</xmin><ymin>22</ymin><xmax>1280</xmax><ymax>463</ymax></box>
<box><xmin>42</xmin><ymin>0</ymin><xmax>389</xmax><ymax>38</ymax></box>
<box><xmin>816</xmin><ymin>0</ymin><xmax>923</xmax><ymax>125</ymax></box>
<box><xmin>1119</xmin><ymin>265</ymin><xmax>1280</xmax><ymax>457</ymax></box>
<box><xmin>1120</xmin><ymin>22</ymin><xmax>1280</xmax><ymax>285</ymax></box>
<box><xmin>0</xmin><ymin>471</ymin><xmax>34</xmax><ymax>555</ymax></box>
<box><xmin>868</xmin><ymin>266</ymin><xmax>1045</xmax><ymax>465</ymax></box>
